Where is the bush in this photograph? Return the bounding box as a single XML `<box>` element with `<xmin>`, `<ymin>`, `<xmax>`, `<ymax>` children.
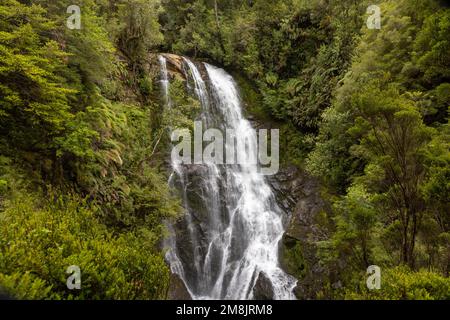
<box><xmin>345</xmin><ymin>267</ymin><xmax>450</xmax><ymax>300</ymax></box>
<box><xmin>0</xmin><ymin>193</ymin><xmax>170</xmax><ymax>300</ymax></box>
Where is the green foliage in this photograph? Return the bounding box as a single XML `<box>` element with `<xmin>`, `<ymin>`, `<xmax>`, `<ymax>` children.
<box><xmin>282</xmin><ymin>240</ymin><xmax>307</xmax><ymax>281</ymax></box>
<box><xmin>0</xmin><ymin>0</ymin><xmax>180</xmax><ymax>300</ymax></box>
<box><xmin>0</xmin><ymin>193</ymin><xmax>170</xmax><ymax>299</ymax></box>
<box><xmin>163</xmin><ymin>77</ymin><xmax>202</xmax><ymax>130</ymax></box>
<box><xmin>0</xmin><ymin>0</ymin><xmax>74</xmax><ymax>152</ymax></box>
<box><xmin>161</xmin><ymin>0</ymin><xmax>365</xmax><ymax>131</ymax></box>
<box><xmin>306</xmin><ymin>0</ymin><xmax>449</xmax><ymax>297</ymax></box>
<box><xmin>413</xmin><ymin>9</ymin><xmax>450</xmax><ymax>88</ymax></box>
<box><xmin>115</xmin><ymin>0</ymin><xmax>164</xmax><ymax>66</ymax></box>
<box><xmin>68</xmin><ymin>100</ymin><xmax>181</xmax><ymax>230</ymax></box>
<box><xmin>319</xmin><ymin>185</ymin><xmax>378</xmax><ymax>271</ymax></box>
<box><xmin>0</xmin><ymin>0</ymin><xmax>448</xmax><ymax>301</ymax></box>
<box><xmin>306</xmin><ymin>107</ymin><xmax>361</xmax><ymax>191</ymax></box>
<box><xmin>345</xmin><ymin>267</ymin><xmax>450</xmax><ymax>300</ymax></box>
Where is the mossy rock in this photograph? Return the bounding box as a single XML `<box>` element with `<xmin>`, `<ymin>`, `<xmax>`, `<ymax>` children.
<box><xmin>281</xmin><ymin>236</ymin><xmax>307</xmax><ymax>281</ymax></box>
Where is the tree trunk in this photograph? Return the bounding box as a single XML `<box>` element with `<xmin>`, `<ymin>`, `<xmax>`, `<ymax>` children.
<box><xmin>402</xmin><ymin>211</ymin><xmax>410</xmax><ymax>265</ymax></box>
<box><xmin>213</xmin><ymin>0</ymin><xmax>226</xmax><ymax>57</ymax></box>
<box><xmin>214</xmin><ymin>0</ymin><xmax>220</xmax><ymax>30</ymax></box>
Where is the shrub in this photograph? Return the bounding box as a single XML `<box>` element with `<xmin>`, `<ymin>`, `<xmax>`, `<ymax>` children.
<box><xmin>345</xmin><ymin>266</ymin><xmax>450</xmax><ymax>300</ymax></box>
<box><xmin>0</xmin><ymin>193</ymin><xmax>170</xmax><ymax>300</ymax></box>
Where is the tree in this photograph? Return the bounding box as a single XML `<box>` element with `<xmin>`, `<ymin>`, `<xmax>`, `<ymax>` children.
<box><xmin>116</xmin><ymin>0</ymin><xmax>164</xmax><ymax>68</ymax></box>
<box><xmin>309</xmin><ymin>0</ymin><xmax>448</xmax><ymax>270</ymax></box>
<box><xmin>319</xmin><ymin>184</ymin><xmax>378</xmax><ymax>272</ymax></box>
<box><xmin>349</xmin><ymin>86</ymin><xmax>433</xmax><ymax>267</ymax></box>
<box><xmin>0</xmin><ymin>0</ymin><xmax>74</xmax><ymax>156</ymax></box>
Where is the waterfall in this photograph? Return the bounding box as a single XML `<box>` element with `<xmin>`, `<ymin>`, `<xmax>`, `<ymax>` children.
<box><xmin>158</xmin><ymin>55</ymin><xmax>172</xmax><ymax>108</ymax></box>
<box><xmin>160</xmin><ymin>55</ymin><xmax>297</xmax><ymax>300</ymax></box>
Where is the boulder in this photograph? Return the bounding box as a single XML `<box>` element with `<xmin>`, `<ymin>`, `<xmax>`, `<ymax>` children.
<box><xmin>252</xmin><ymin>272</ymin><xmax>274</xmax><ymax>300</ymax></box>
<box><xmin>167</xmin><ymin>273</ymin><xmax>192</xmax><ymax>300</ymax></box>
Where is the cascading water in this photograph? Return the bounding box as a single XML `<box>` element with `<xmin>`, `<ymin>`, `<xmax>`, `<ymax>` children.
<box><xmin>158</xmin><ymin>56</ymin><xmax>172</xmax><ymax>108</ymax></box>
<box><xmin>160</xmin><ymin>55</ymin><xmax>297</xmax><ymax>300</ymax></box>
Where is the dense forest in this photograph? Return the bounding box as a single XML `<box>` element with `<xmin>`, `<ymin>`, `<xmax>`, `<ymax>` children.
<box><xmin>0</xmin><ymin>0</ymin><xmax>449</xmax><ymax>299</ymax></box>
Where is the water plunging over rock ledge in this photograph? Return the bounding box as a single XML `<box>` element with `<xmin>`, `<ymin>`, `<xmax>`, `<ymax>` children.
<box><xmin>159</xmin><ymin>54</ymin><xmax>297</xmax><ymax>300</ymax></box>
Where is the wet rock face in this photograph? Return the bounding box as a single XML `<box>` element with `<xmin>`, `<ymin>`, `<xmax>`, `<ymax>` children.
<box><xmin>161</xmin><ymin>53</ymin><xmax>186</xmax><ymax>79</ymax></box>
<box><xmin>168</xmin><ymin>273</ymin><xmax>192</xmax><ymax>300</ymax></box>
<box><xmin>268</xmin><ymin>165</ymin><xmax>326</xmax><ymax>237</ymax></box>
<box><xmin>160</xmin><ymin>53</ymin><xmax>209</xmax><ymax>83</ymax></box>
<box><xmin>268</xmin><ymin>165</ymin><xmax>331</xmax><ymax>300</ymax></box>
<box><xmin>170</xmin><ymin>164</ymin><xmax>212</xmax><ymax>293</ymax></box>
<box><xmin>252</xmin><ymin>272</ymin><xmax>274</xmax><ymax>300</ymax></box>
<box><xmin>246</xmin><ymin>115</ymin><xmax>331</xmax><ymax>299</ymax></box>
<box><xmin>267</xmin><ymin>165</ymin><xmax>303</xmax><ymax>215</ymax></box>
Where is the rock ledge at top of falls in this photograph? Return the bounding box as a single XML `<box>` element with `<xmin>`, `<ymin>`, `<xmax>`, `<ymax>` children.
<box><xmin>159</xmin><ymin>53</ymin><xmax>205</xmax><ymax>81</ymax></box>
<box><xmin>161</xmin><ymin>53</ymin><xmax>184</xmax><ymax>76</ymax></box>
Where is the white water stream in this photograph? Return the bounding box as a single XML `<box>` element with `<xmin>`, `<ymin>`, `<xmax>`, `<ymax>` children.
<box><xmin>160</xmin><ymin>56</ymin><xmax>296</xmax><ymax>300</ymax></box>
